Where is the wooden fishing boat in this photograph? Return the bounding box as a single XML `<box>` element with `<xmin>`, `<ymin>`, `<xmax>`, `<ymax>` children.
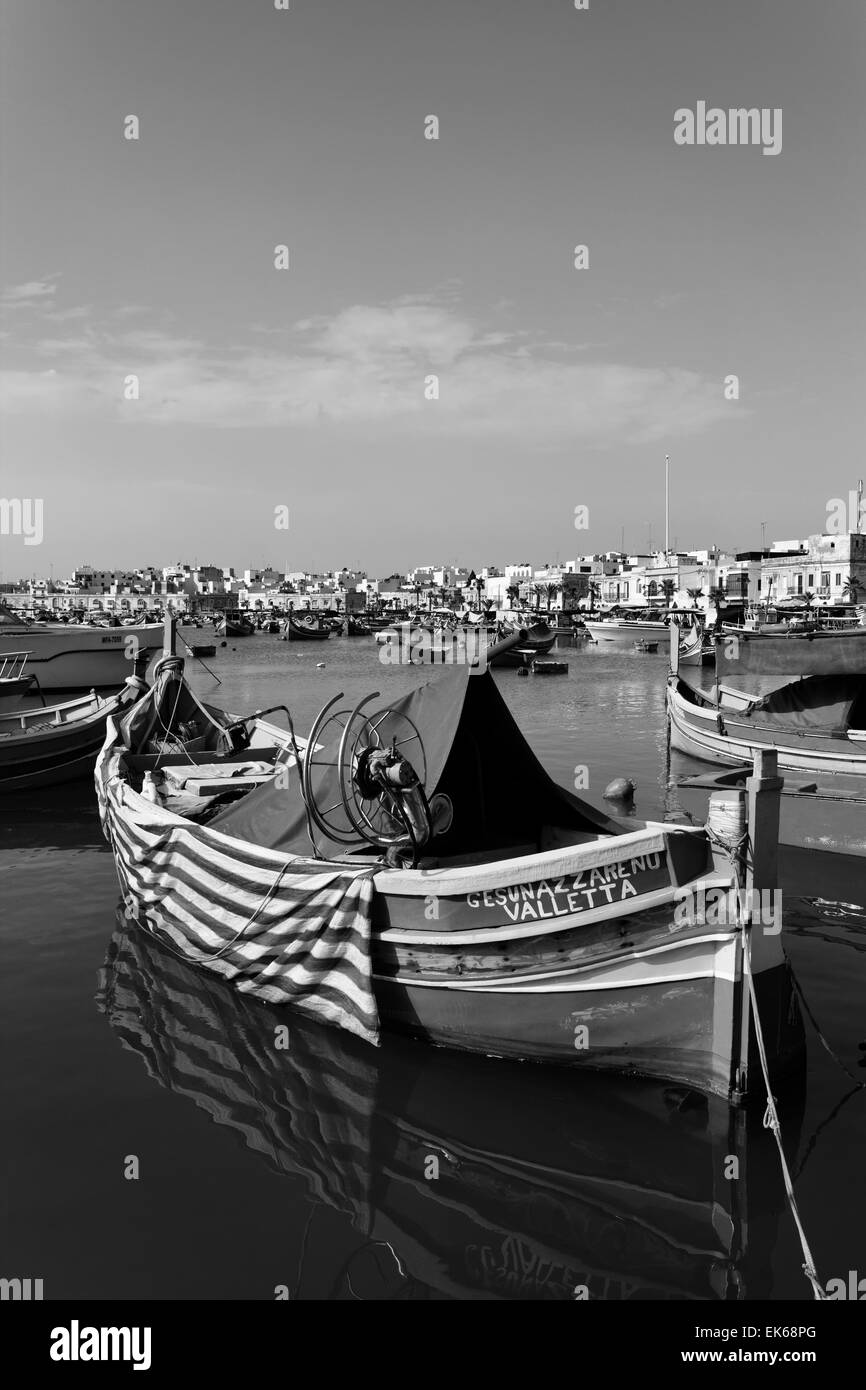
<box><xmin>0</xmin><ymin>650</ymin><xmax>36</xmax><ymax>713</ymax></box>
<box><xmin>95</xmin><ymin>620</ymin><xmax>801</xmax><ymax>1104</ymax></box>
<box><xmin>214</xmin><ymin>610</ymin><xmax>255</xmax><ymax>637</ymax></box>
<box><xmin>488</xmin><ymin>620</ymin><xmax>556</xmax><ymax>667</ymax></box>
<box><xmin>97</xmin><ymin>919</ymin><xmax>804</xmax><ymax>1300</ymax></box>
<box><xmin>677</xmin><ymin>619</ymin><xmax>714</xmax><ymax>667</ymax></box>
<box><xmin>667</xmin><ymin>671</ymin><xmax>866</xmax><ymax>775</ymax></box>
<box><xmin>1</xmin><ymin>663</ymin><xmax>149</xmax><ymax>793</ymax></box>
<box><xmin>0</xmin><ymin>603</ymin><xmax>161</xmax><ymax>690</ymax></box>
<box><xmin>346</xmin><ymin>616</ymin><xmax>373</xmax><ymax>637</ymax></box>
<box><xmin>191</xmin><ymin>644</ymin><xmax>217</xmax><ymax>659</ymax></box>
<box><xmin>283</xmin><ymin>612</ymin><xmax>332</xmax><ymax>641</ymax></box>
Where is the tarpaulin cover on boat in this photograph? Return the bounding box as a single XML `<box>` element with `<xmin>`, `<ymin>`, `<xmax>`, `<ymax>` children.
<box><xmin>744</xmin><ymin>675</ymin><xmax>866</xmax><ymax>732</ymax></box>
<box><xmin>212</xmin><ymin>667</ymin><xmax>625</xmax><ymax>859</ymax></box>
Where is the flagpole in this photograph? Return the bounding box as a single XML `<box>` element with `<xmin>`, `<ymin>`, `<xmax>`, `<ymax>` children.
<box><xmin>665</xmin><ymin>455</ymin><xmax>670</xmax><ymax>555</ymax></box>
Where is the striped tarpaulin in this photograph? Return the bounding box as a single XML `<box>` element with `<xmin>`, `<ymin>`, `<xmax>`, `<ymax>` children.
<box><xmin>97</xmin><ymin>739</ymin><xmax>379</xmax><ymax>1045</ymax></box>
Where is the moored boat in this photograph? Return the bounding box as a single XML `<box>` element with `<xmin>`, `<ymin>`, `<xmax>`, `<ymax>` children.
<box><xmin>214</xmin><ymin>609</ymin><xmax>255</xmax><ymax>637</ymax></box>
<box><xmin>1</xmin><ymin>662</ymin><xmax>149</xmax><ymax>792</ymax></box>
<box><xmin>488</xmin><ymin>620</ymin><xmax>556</xmax><ymax>667</ymax></box>
<box><xmin>584</xmin><ymin>613</ymin><xmax>670</xmax><ymax>645</ymax></box>
<box><xmin>283</xmin><ymin>612</ymin><xmax>332</xmax><ymax>641</ymax></box>
<box><xmin>0</xmin><ymin>603</ymin><xmax>162</xmax><ymax>690</ymax></box>
<box><xmin>667</xmin><ymin>670</ymin><xmax>866</xmax><ymax>776</ymax></box>
<box><xmin>96</xmin><ymin>620</ymin><xmax>802</xmax><ymax>1104</ymax></box>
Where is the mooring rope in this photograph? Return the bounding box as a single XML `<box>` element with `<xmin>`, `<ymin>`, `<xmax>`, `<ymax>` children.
<box><xmin>742</xmin><ymin>925</ymin><xmax>826</xmax><ymax>1300</ymax></box>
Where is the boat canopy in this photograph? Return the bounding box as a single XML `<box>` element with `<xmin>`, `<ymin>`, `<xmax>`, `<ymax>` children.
<box><xmin>743</xmin><ymin>675</ymin><xmax>866</xmax><ymax>732</ymax></box>
<box><xmin>212</xmin><ymin>666</ymin><xmax>626</xmax><ymax>858</ymax></box>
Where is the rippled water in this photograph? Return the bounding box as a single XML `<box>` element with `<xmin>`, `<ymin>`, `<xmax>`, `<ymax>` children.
<box><xmin>2</xmin><ymin>630</ymin><xmax>864</xmax><ymax>1300</ymax></box>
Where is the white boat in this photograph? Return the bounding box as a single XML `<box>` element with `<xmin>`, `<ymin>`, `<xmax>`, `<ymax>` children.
<box><xmin>584</xmin><ymin>614</ymin><xmax>671</xmax><ymax>644</ymax></box>
<box><xmin>0</xmin><ymin>605</ymin><xmax>162</xmax><ymax>690</ymax></box>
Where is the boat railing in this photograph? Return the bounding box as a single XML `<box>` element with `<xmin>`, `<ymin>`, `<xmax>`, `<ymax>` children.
<box><xmin>0</xmin><ymin>650</ymin><xmax>32</xmax><ymax>680</ymax></box>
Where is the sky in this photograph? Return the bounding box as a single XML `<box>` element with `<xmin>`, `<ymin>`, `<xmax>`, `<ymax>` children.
<box><xmin>1</xmin><ymin>0</ymin><xmax>864</xmax><ymax>578</ymax></box>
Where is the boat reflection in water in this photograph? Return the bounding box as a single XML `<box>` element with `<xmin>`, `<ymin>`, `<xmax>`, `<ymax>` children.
<box><xmin>97</xmin><ymin>914</ymin><xmax>804</xmax><ymax>1301</ymax></box>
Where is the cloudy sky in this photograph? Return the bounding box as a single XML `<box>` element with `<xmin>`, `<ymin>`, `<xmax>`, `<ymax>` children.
<box><xmin>1</xmin><ymin>0</ymin><xmax>863</xmax><ymax>577</ymax></box>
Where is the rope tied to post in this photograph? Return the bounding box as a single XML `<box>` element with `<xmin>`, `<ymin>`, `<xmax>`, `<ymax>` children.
<box><xmin>742</xmin><ymin>924</ymin><xmax>827</xmax><ymax>1301</ymax></box>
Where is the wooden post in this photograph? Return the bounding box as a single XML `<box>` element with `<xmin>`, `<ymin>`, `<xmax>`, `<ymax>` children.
<box><xmin>745</xmin><ymin>748</ymin><xmax>782</xmax><ymax>896</ymax></box>
<box><xmin>745</xmin><ymin>747</ymin><xmax>784</xmax><ymax>974</ymax></box>
<box><xmin>163</xmin><ymin>606</ymin><xmax>177</xmax><ymax>658</ymax></box>
<box><xmin>669</xmin><ymin>618</ymin><xmax>680</xmax><ymax>675</ymax></box>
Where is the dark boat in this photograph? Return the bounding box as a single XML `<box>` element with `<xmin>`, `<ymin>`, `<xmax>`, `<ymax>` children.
<box><xmin>489</xmin><ymin>621</ymin><xmax>557</xmax><ymax>668</ymax></box>
<box><xmin>283</xmin><ymin>613</ymin><xmax>332</xmax><ymax>641</ymax></box>
<box><xmin>1</xmin><ymin>665</ymin><xmax>148</xmax><ymax>793</ymax></box>
<box><xmin>97</xmin><ymin>919</ymin><xmax>804</xmax><ymax>1301</ymax></box>
<box><xmin>346</xmin><ymin>616</ymin><xmax>373</xmax><ymax>636</ymax></box>
<box><xmin>215</xmin><ymin>610</ymin><xmax>254</xmax><ymax>637</ymax></box>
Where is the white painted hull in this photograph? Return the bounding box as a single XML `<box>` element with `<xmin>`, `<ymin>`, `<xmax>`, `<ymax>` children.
<box><xmin>584</xmin><ymin>620</ymin><xmax>670</xmax><ymax>644</ymax></box>
<box><xmin>667</xmin><ymin>679</ymin><xmax>866</xmax><ymax>777</ymax></box>
<box><xmin>0</xmin><ymin>624</ymin><xmax>162</xmax><ymax>689</ymax></box>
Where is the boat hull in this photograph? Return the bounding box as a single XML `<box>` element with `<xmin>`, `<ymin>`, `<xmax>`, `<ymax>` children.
<box><xmin>0</xmin><ymin>624</ymin><xmax>162</xmax><ymax>690</ymax></box>
<box><xmin>0</xmin><ymin>682</ymin><xmax>147</xmax><ymax>792</ymax></box>
<box><xmin>585</xmin><ymin>620</ymin><xmax>670</xmax><ymax>645</ymax></box>
<box><xmin>284</xmin><ymin>618</ymin><xmax>331</xmax><ymax>640</ymax></box>
<box><xmin>374</xmin><ymin>953</ymin><xmax>799</xmax><ymax>1100</ymax></box>
<box><xmin>99</xmin><ymin>746</ymin><xmax>799</xmax><ymax>1104</ymax></box>
<box><xmin>667</xmin><ymin>676</ymin><xmax>866</xmax><ymax>777</ymax></box>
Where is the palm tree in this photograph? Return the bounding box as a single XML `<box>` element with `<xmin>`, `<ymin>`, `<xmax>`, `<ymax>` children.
<box><xmin>506</xmin><ymin>583</ymin><xmax>521</xmax><ymax>610</ymax></box>
<box><xmin>686</xmin><ymin>587</ymin><xmax>703</xmax><ymax>609</ymax></box>
<box><xmin>842</xmin><ymin>575</ymin><xmax>862</xmax><ymax>605</ymax></box>
<box><xmin>803</xmin><ymin>589</ymin><xmax>816</xmax><ymax>611</ymax></box>
<box><xmin>661</xmin><ymin>578</ymin><xmax>677</xmax><ymax>607</ymax></box>
<box><xmin>545</xmin><ymin>582</ymin><xmax>561</xmax><ymax>613</ymax></box>
<box><xmin>586</xmin><ymin>581</ymin><xmax>601</xmax><ymax>613</ymax></box>
<box><xmin>708</xmin><ymin>584</ymin><xmax>727</xmax><ymax>629</ymax></box>
<box><xmin>533</xmin><ymin>584</ymin><xmax>546</xmax><ymax>612</ymax></box>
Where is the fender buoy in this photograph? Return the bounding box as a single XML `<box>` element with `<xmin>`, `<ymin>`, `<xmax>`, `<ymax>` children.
<box><xmin>604</xmin><ymin>776</ymin><xmax>635</xmax><ymax>802</ymax></box>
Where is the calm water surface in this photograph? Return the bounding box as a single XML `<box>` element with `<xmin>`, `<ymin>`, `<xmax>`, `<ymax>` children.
<box><xmin>2</xmin><ymin>631</ymin><xmax>865</xmax><ymax>1300</ymax></box>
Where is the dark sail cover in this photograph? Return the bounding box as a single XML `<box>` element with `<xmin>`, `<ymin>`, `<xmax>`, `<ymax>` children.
<box><xmin>212</xmin><ymin>667</ymin><xmax>624</xmax><ymax>859</ymax></box>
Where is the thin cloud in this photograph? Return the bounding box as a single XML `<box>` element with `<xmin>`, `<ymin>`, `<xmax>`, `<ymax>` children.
<box><xmin>0</xmin><ymin>296</ymin><xmax>740</xmax><ymax>445</ymax></box>
<box><xmin>1</xmin><ymin>278</ymin><xmax>59</xmax><ymax>306</ymax></box>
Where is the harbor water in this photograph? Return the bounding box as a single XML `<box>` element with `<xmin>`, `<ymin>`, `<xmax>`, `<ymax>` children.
<box><xmin>2</xmin><ymin>631</ymin><xmax>865</xmax><ymax>1300</ymax></box>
